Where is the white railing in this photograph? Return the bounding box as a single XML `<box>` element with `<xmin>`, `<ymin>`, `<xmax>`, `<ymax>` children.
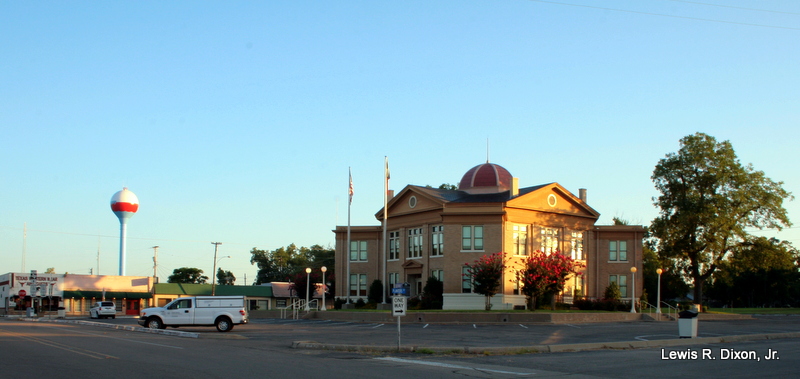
<box><xmin>279</xmin><ymin>299</ymin><xmax>320</xmax><ymax>319</ymax></box>
<box><xmin>641</xmin><ymin>300</ymin><xmax>678</xmax><ymax>320</ymax></box>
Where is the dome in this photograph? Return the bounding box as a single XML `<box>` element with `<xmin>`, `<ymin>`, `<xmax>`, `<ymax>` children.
<box><xmin>458</xmin><ymin>163</ymin><xmax>513</xmax><ymax>194</ymax></box>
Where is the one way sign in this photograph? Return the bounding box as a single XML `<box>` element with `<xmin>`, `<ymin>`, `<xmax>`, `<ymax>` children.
<box><xmin>392</xmin><ymin>296</ymin><xmax>407</xmax><ymax>317</ymax></box>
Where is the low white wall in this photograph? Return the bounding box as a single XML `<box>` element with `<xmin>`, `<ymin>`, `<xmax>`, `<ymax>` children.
<box><xmin>442</xmin><ymin>293</ymin><xmax>526</xmax><ymax>310</ymax></box>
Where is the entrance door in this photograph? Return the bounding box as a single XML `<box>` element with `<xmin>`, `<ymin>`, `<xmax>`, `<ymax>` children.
<box><xmin>125</xmin><ymin>299</ymin><xmax>140</xmax><ymax>315</ymax></box>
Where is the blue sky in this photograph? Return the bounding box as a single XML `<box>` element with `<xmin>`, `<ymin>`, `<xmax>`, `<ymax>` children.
<box><xmin>2</xmin><ymin>1</ymin><xmax>798</xmax><ymax>282</ymax></box>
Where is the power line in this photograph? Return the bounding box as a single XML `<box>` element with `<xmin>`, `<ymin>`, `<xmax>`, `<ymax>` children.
<box><xmin>528</xmin><ymin>0</ymin><xmax>800</xmax><ymax>31</ymax></box>
<box><xmin>667</xmin><ymin>0</ymin><xmax>800</xmax><ymax>16</ymax></box>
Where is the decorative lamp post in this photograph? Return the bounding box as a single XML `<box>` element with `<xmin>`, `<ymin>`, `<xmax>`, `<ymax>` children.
<box><xmin>321</xmin><ymin>266</ymin><xmax>327</xmax><ymax>311</ymax></box>
<box><xmin>656</xmin><ymin>268</ymin><xmax>663</xmax><ymax>314</ymax></box>
<box><xmin>630</xmin><ymin>266</ymin><xmax>637</xmax><ymax>313</ymax></box>
<box><xmin>305</xmin><ymin>268</ymin><xmax>312</xmax><ymax>311</ymax></box>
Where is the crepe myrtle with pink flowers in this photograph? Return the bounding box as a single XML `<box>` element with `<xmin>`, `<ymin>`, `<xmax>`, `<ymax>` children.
<box><xmin>514</xmin><ymin>250</ymin><xmax>584</xmax><ymax>311</ymax></box>
<box><xmin>465</xmin><ymin>252</ymin><xmax>507</xmax><ymax>310</ymax></box>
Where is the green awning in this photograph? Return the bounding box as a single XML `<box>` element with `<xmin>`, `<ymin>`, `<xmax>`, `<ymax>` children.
<box><xmin>62</xmin><ymin>290</ymin><xmax>152</xmax><ymax>299</ymax></box>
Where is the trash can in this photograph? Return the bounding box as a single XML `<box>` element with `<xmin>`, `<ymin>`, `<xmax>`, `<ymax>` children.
<box><xmin>678</xmin><ymin>310</ymin><xmax>698</xmax><ymax>338</ymax></box>
<box><xmin>26</xmin><ymin>307</ymin><xmax>36</xmax><ymax>318</ymax></box>
<box><xmin>57</xmin><ymin>307</ymin><xmax>66</xmax><ymax>318</ymax></box>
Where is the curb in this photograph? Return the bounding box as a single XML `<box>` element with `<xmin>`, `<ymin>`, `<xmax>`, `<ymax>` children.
<box><xmin>18</xmin><ymin>317</ymin><xmax>199</xmax><ymax>338</ymax></box>
<box><xmin>291</xmin><ymin>332</ymin><xmax>800</xmax><ymax>355</ymax></box>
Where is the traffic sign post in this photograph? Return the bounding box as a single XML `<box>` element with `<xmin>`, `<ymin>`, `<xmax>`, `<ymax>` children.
<box><xmin>392</xmin><ymin>296</ymin><xmax>407</xmax><ymax>351</ymax></box>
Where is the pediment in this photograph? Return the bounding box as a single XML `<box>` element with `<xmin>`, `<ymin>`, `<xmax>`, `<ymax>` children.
<box><xmin>376</xmin><ymin>185</ymin><xmax>447</xmax><ymax>220</ymax></box>
<box><xmin>508</xmin><ymin>183</ymin><xmax>599</xmax><ymax>219</ymax></box>
<box><xmin>402</xmin><ymin>260</ymin><xmax>424</xmax><ymax>269</ymax></box>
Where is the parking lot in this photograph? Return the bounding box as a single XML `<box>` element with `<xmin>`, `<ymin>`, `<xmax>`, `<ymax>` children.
<box><xmin>52</xmin><ymin>314</ymin><xmax>800</xmax><ymax>352</ymax></box>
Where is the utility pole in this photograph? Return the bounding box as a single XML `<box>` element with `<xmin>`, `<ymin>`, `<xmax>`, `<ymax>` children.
<box><xmin>97</xmin><ymin>236</ymin><xmax>101</xmax><ymax>275</ymax></box>
<box><xmin>152</xmin><ymin>246</ymin><xmax>159</xmax><ymax>283</ymax></box>
<box><xmin>211</xmin><ymin>242</ymin><xmax>222</xmax><ymax>295</ymax></box>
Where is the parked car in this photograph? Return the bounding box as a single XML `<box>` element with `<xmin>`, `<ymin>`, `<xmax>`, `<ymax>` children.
<box><xmin>90</xmin><ymin>301</ymin><xmax>117</xmax><ymax>319</ymax></box>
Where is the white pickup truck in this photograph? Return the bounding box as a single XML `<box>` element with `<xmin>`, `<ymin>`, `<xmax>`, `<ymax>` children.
<box><xmin>138</xmin><ymin>296</ymin><xmax>249</xmax><ymax>332</ymax></box>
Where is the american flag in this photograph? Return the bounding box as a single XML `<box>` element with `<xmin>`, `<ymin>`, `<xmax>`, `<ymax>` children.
<box><xmin>348</xmin><ymin>168</ymin><xmax>353</xmax><ymax>204</ymax></box>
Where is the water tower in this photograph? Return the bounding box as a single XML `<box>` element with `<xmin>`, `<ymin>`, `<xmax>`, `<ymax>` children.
<box><xmin>110</xmin><ymin>187</ymin><xmax>139</xmax><ymax>276</ymax></box>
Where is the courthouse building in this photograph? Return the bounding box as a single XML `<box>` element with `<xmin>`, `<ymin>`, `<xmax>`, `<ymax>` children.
<box><xmin>333</xmin><ymin>162</ymin><xmax>644</xmax><ymax>310</ymax></box>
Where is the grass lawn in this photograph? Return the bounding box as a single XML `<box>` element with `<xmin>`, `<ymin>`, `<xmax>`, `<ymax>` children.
<box><xmin>708</xmin><ymin>307</ymin><xmax>800</xmax><ymax>315</ymax></box>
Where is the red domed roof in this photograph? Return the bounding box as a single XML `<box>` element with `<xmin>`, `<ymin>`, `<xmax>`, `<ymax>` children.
<box><xmin>458</xmin><ymin>163</ymin><xmax>513</xmax><ymax>194</ymax></box>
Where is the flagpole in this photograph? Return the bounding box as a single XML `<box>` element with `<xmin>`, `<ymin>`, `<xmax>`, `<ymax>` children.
<box><xmin>382</xmin><ymin>156</ymin><xmax>389</xmax><ymax>304</ymax></box>
<box><xmin>346</xmin><ymin>167</ymin><xmax>352</xmax><ymax>305</ymax></box>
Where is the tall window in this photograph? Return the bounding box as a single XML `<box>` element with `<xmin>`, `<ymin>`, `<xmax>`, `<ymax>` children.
<box><xmin>349</xmin><ymin>274</ymin><xmax>367</xmax><ymax>297</ymax></box>
<box><xmin>350</xmin><ymin>240</ymin><xmax>368</xmax><ymax>261</ymax></box>
<box><xmin>407</xmin><ymin>228</ymin><xmax>423</xmax><ymax>258</ymax></box>
<box><xmin>431</xmin><ymin>269</ymin><xmax>443</xmax><ymax>282</ymax></box>
<box><xmin>513</xmin><ymin>225</ymin><xmax>528</xmax><ymax>256</ymax></box>
<box><xmin>431</xmin><ymin>225</ymin><xmax>444</xmax><ymax>256</ymax></box>
<box><xmin>540</xmin><ymin>227</ymin><xmax>559</xmax><ymax>254</ymax></box>
<box><xmin>610</xmin><ymin>274</ymin><xmax>628</xmax><ymax>298</ymax></box>
<box><xmin>609</xmin><ymin>241</ymin><xmax>628</xmax><ymax>261</ymax></box>
<box><xmin>388</xmin><ymin>272</ymin><xmax>399</xmax><ymax>289</ymax></box>
<box><xmin>461</xmin><ymin>266</ymin><xmax>473</xmax><ymax>293</ymax></box>
<box><xmin>570</xmin><ymin>231</ymin><xmax>584</xmax><ymax>260</ymax></box>
<box><xmin>389</xmin><ymin>231</ymin><xmax>400</xmax><ymax>260</ymax></box>
<box><xmin>462</xmin><ymin>225</ymin><xmax>484</xmax><ymax>251</ymax></box>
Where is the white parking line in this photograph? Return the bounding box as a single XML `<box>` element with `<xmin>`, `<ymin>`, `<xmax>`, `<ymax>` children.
<box><xmin>371</xmin><ymin>324</ymin><xmax>385</xmax><ymax>328</ymax></box>
<box><xmin>519</xmin><ymin>324</ymin><xmax>529</xmax><ymax>329</ymax></box>
<box><xmin>377</xmin><ymin>357</ymin><xmax>534</xmax><ymax>376</ymax></box>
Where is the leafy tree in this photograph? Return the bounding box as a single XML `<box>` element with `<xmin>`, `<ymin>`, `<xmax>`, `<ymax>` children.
<box><xmin>45</xmin><ymin>267</ymin><xmax>56</xmax><ymax>274</ymax></box>
<box><xmin>216</xmin><ymin>268</ymin><xmax>236</xmax><ymax>285</ymax></box>
<box><xmin>250</xmin><ymin>244</ymin><xmax>315</xmax><ymax>284</ymax></box>
<box><xmin>288</xmin><ymin>270</ymin><xmax>321</xmax><ymax>304</ymax></box>
<box><xmin>707</xmin><ymin>237</ymin><xmax>800</xmax><ymax>307</ymax></box>
<box><xmin>642</xmin><ymin>245</ymin><xmax>691</xmax><ymax>304</ymax></box>
<box><xmin>515</xmin><ymin>250</ymin><xmax>583</xmax><ymax>311</ymax></box>
<box><xmin>650</xmin><ymin>133</ymin><xmax>793</xmax><ymax>305</ymax></box>
<box><xmin>167</xmin><ymin>267</ymin><xmax>208</xmax><ymax>284</ymax></box>
<box><xmin>466</xmin><ymin>252</ymin><xmax>507</xmax><ymax>310</ymax></box>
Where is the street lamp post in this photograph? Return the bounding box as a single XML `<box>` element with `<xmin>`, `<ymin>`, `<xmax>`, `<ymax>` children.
<box><xmin>656</xmin><ymin>268</ymin><xmax>663</xmax><ymax>314</ymax></box>
<box><xmin>212</xmin><ymin>255</ymin><xmax>231</xmax><ymax>295</ymax></box>
<box><xmin>304</xmin><ymin>268</ymin><xmax>312</xmax><ymax>311</ymax></box>
<box><xmin>321</xmin><ymin>266</ymin><xmax>327</xmax><ymax>311</ymax></box>
<box><xmin>211</xmin><ymin>242</ymin><xmax>222</xmax><ymax>296</ymax></box>
<box><xmin>630</xmin><ymin>266</ymin><xmax>637</xmax><ymax>313</ymax></box>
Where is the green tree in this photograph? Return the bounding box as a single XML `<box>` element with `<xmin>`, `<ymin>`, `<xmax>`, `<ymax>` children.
<box><xmin>650</xmin><ymin>133</ymin><xmax>792</xmax><ymax>305</ymax></box>
<box><xmin>250</xmin><ymin>244</ymin><xmax>313</xmax><ymax>284</ymax></box>
<box><xmin>167</xmin><ymin>267</ymin><xmax>208</xmax><ymax>284</ymax></box>
<box><xmin>707</xmin><ymin>237</ymin><xmax>800</xmax><ymax>307</ymax></box>
<box><xmin>216</xmin><ymin>268</ymin><xmax>236</xmax><ymax>285</ymax></box>
<box><xmin>642</xmin><ymin>245</ymin><xmax>691</xmax><ymax>304</ymax></box>
<box><xmin>467</xmin><ymin>252</ymin><xmax>507</xmax><ymax>310</ymax></box>
<box><xmin>289</xmin><ymin>270</ymin><xmax>322</xmax><ymax>304</ymax></box>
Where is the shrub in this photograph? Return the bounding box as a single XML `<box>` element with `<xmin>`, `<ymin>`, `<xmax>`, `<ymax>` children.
<box><xmin>368</xmin><ymin>280</ymin><xmax>383</xmax><ymax>304</ymax></box>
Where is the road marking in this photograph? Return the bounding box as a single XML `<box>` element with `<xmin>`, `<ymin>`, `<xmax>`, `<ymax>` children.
<box><xmin>473</xmin><ymin>324</ymin><xmax>477</xmax><ymax>328</ymax></box>
<box><xmin>377</xmin><ymin>357</ymin><xmax>534</xmax><ymax>376</ymax></box>
<box><xmin>0</xmin><ymin>328</ymin><xmax>118</xmax><ymax>359</ymax></box>
<box><xmin>565</xmin><ymin>324</ymin><xmax>581</xmax><ymax>328</ymax></box>
<box><xmin>423</xmin><ymin>324</ymin><xmax>429</xmax><ymax>328</ymax></box>
<box><xmin>42</xmin><ymin>325</ymin><xmax>184</xmax><ymax>349</ymax></box>
<box><xmin>371</xmin><ymin>324</ymin><xmax>385</xmax><ymax>328</ymax></box>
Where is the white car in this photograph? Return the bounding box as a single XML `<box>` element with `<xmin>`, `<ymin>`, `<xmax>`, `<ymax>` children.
<box><xmin>89</xmin><ymin>301</ymin><xmax>116</xmax><ymax>319</ymax></box>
